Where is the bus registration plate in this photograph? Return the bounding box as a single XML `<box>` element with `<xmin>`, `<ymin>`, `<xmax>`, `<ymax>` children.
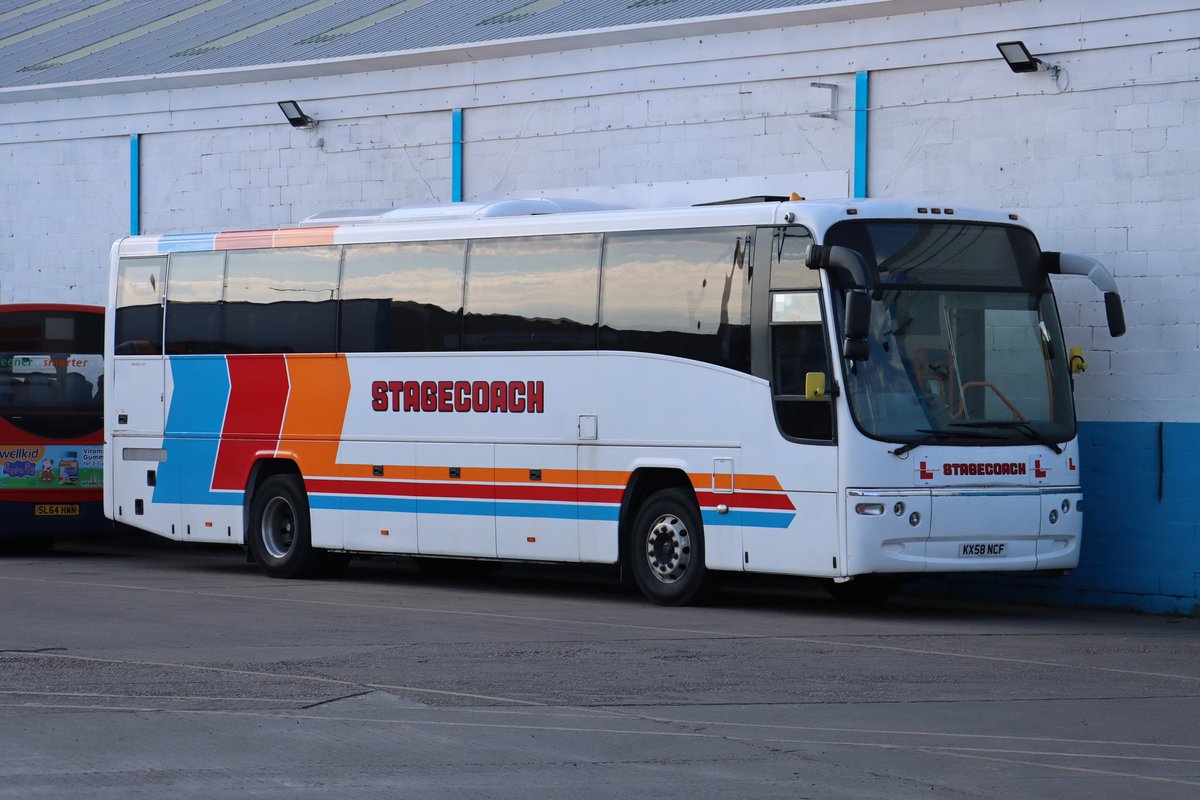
<box><xmin>34</xmin><ymin>504</ymin><xmax>79</xmax><ymax>517</ymax></box>
<box><xmin>959</xmin><ymin>543</ymin><xmax>1006</xmax><ymax>558</ymax></box>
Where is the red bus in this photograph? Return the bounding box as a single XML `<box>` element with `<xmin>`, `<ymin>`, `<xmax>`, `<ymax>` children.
<box><xmin>0</xmin><ymin>304</ymin><xmax>106</xmax><ymax>539</ymax></box>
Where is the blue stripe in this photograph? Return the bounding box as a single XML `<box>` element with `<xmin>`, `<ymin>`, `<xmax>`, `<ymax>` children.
<box><xmin>159</xmin><ymin>232</ymin><xmax>220</xmax><ymax>253</ymax></box>
<box><xmin>154</xmin><ymin>357</ymin><xmax>232</xmax><ymax>506</ymax></box>
<box><xmin>854</xmin><ymin>70</ymin><xmax>869</xmax><ymax>199</ymax></box>
<box><xmin>702</xmin><ymin>509</ymin><xmax>795</xmax><ymax>529</ymax></box>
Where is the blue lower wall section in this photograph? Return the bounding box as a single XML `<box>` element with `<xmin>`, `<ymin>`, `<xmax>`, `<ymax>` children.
<box><xmin>912</xmin><ymin>420</ymin><xmax>1200</xmax><ymax>615</ymax></box>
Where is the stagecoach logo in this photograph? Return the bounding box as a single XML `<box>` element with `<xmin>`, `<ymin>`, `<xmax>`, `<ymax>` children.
<box><xmin>371</xmin><ymin>380</ymin><xmax>545</xmax><ymax>414</ymax></box>
<box><xmin>915</xmin><ymin>457</ymin><xmax>1052</xmax><ymax>484</ymax></box>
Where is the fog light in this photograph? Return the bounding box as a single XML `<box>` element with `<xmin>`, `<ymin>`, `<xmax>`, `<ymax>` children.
<box><xmin>1061</xmin><ymin>499</ymin><xmax>1070</xmax><ymax>514</ymax></box>
<box><xmin>856</xmin><ymin>503</ymin><xmax>885</xmax><ymax>516</ymax></box>
<box><xmin>893</xmin><ymin>502</ymin><xmax>906</xmax><ymax>516</ymax></box>
<box><xmin>909</xmin><ymin>511</ymin><xmax>921</xmax><ymax>527</ymax></box>
<box><xmin>1049</xmin><ymin>509</ymin><xmax>1059</xmax><ymax>524</ymax></box>
<box><xmin>1076</xmin><ymin>499</ymin><xmax>1084</xmax><ymax>512</ymax></box>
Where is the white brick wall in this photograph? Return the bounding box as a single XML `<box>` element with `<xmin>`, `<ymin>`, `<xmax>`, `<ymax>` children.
<box><xmin>0</xmin><ymin>0</ymin><xmax>1196</xmax><ymax>425</ymax></box>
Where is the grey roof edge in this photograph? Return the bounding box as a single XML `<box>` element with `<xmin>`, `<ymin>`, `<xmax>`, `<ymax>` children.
<box><xmin>0</xmin><ymin>0</ymin><xmax>983</xmax><ymax>104</ymax></box>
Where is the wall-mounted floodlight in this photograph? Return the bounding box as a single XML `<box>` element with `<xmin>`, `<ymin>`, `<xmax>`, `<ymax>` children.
<box><xmin>278</xmin><ymin>100</ymin><xmax>316</xmax><ymax>129</ymax></box>
<box><xmin>996</xmin><ymin>40</ymin><xmax>1063</xmax><ymax>81</ymax></box>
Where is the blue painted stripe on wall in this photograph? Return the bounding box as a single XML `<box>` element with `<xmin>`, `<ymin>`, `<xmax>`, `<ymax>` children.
<box><xmin>920</xmin><ymin>420</ymin><xmax>1200</xmax><ymax>614</ymax></box>
<box><xmin>129</xmin><ymin>134</ymin><xmax>140</xmax><ymax>236</ymax></box>
<box><xmin>854</xmin><ymin>71</ymin><xmax>869</xmax><ymax>199</ymax></box>
<box><xmin>451</xmin><ymin>108</ymin><xmax>464</xmax><ymax>203</ymax></box>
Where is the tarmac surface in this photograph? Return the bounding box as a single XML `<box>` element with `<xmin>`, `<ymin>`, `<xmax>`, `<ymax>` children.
<box><xmin>1</xmin><ymin>535</ymin><xmax>1197</xmax><ymax>799</ymax></box>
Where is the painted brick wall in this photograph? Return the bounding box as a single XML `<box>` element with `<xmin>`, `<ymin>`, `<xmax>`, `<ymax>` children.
<box><xmin>0</xmin><ymin>0</ymin><xmax>1196</xmax><ymax>611</ymax></box>
<box><xmin>0</xmin><ymin>137</ymin><xmax>126</xmax><ymax>304</ymax></box>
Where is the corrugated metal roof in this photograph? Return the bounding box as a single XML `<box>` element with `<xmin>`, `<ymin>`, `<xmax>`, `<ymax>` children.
<box><xmin>0</xmin><ymin>0</ymin><xmax>850</xmax><ymax>89</ymax></box>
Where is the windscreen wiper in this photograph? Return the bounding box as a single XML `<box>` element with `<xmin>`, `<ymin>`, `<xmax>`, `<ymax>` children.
<box><xmin>890</xmin><ymin>428</ymin><xmax>1008</xmax><ymax>457</ymax></box>
<box><xmin>949</xmin><ymin>420</ymin><xmax>1064</xmax><ymax>454</ymax></box>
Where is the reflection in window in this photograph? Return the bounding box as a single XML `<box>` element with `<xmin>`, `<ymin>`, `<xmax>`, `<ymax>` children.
<box><xmin>769</xmin><ymin>227</ymin><xmax>818</xmax><ymax>290</ymax></box>
<box><xmin>340</xmin><ymin>240</ymin><xmax>466</xmax><ymax>352</ymax></box>
<box><xmin>600</xmin><ymin>228</ymin><xmax>751</xmax><ymax>372</ymax></box>
<box><xmin>115</xmin><ymin>257</ymin><xmax>166</xmax><ymax>355</ymax></box>
<box><xmin>166</xmin><ymin>251</ymin><xmax>225</xmax><ymax>354</ymax></box>
<box><xmin>223</xmin><ymin>247</ymin><xmax>340</xmax><ymax>353</ymax></box>
<box><xmin>463</xmin><ymin>234</ymin><xmax>601</xmax><ymax>351</ymax></box>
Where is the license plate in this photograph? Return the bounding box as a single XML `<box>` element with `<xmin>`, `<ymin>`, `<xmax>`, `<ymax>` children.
<box><xmin>34</xmin><ymin>504</ymin><xmax>79</xmax><ymax>517</ymax></box>
<box><xmin>959</xmin><ymin>543</ymin><xmax>1007</xmax><ymax>558</ymax></box>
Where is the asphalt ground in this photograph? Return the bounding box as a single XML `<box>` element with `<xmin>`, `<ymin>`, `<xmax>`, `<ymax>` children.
<box><xmin>1</xmin><ymin>534</ymin><xmax>1197</xmax><ymax>799</ymax></box>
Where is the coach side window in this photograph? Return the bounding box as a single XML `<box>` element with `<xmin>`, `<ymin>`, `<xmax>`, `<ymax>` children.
<box><xmin>165</xmin><ymin>251</ymin><xmax>226</xmax><ymax>355</ymax></box>
<box><xmin>340</xmin><ymin>240</ymin><xmax>467</xmax><ymax>353</ymax></box>
<box><xmin>463</xmin><ymin>234</ymin><xmax>601</xmax><ymax>351</ymax></box>
<box><xmin>222</xmin><ymin>246</ymin><xmax>340</xmax><ymax>353</ymax></box>
<box><xmin>599</xmin><ymin>228</ymin><xmax>752</xmax><ymax>373</ymax></box>
<box><xmin>115</xmin><ymin>257</ymin><xmax>166</xmax><ymax>355</ymax></box>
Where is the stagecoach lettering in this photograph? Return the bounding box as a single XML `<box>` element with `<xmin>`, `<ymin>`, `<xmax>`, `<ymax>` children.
<box><xmin>370</xmin><ymin>380</ymin><xmax>544</xmax><ymax>414</ymax></box>
<box><xmin>942</xmin><ymin>462</ymin><xmax>1026</xmax><ymax>477</ymax></box>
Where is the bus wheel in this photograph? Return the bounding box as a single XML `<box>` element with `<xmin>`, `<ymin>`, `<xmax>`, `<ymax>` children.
<box><xmin>630</xmin><ymin>488</ymin><xmax>709</xmax><ymax>606</ymax></box>
<box><xmin>248</xmin><ymin>475</ymin><xmax>320</xmax><ymax>579</ymax></box>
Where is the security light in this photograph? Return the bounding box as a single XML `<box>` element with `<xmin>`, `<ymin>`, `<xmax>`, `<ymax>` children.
<box><xmin>997</xmin><ymin>41</ymin><xmax>1043</xmax><ymax>73</ymax></box>
<box><xmin>278</xmin><ymin>100</ymin><xmax>316</xmax><ymax>129</ymax></box>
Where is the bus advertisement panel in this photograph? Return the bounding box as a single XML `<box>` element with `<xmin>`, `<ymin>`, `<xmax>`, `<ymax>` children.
<box><xmin>104</xmin><ymin>198</ymin><xmax>1123</xmax><ymax>604</ymax></box>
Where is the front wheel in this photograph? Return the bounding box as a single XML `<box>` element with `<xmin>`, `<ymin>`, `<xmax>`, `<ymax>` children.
<box><xmin>248</xmin><ymin>475</ymin><xmax>321</xmax><ymax>578</ymax></box>
<box><xmin>629</xmin><ymin>488</ymin><xmax>710</xmax><ymax>606</ymax></box>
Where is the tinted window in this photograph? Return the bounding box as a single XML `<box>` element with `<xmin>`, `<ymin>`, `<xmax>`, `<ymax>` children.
<box><xmin>770</xmin><ymin>291</ymin><xmax>833</xmax><ymax>441</ymax></box>
<box><xmin>115</xmin><ymin>257</ymin><xmax>165</xmax><ymax>355</ymax></box>
<box><xmin>600</xmin><ymin>228</ymin><xmax>751</xmax><ymax>372</ymax></box>
<box><xmin>463</xmin><ymin>234</ymin><xmax>601</xmax><ymax>351</ymax></box>
<box><xmin>223</xmin><ymin>247</ymin><xmax>340</xmax><ymax>353</ymax></box>
<box><xmin>340</xmin><ymin>240</ymin><xmax>466</xmax><ymax>352</ymax></box>
<box><xmin>166</xmin><ymin>251</ymin><xmax>225</xmax><ymax>355</ymax></box>
<box><xmin>0</xmin><ymin>309</ymin><xmax>104</xmax><ymax>423</ymax></box>
<box><xmin>824</xmin><ymin>221</ymin><xmax>1045</xmax><ymax>289</ymax></box>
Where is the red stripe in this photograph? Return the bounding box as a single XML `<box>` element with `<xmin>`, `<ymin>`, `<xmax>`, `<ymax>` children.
<box><xmin>212</xmin><ymin>355</ymin><xmax>289</xmax><ymax>490</ymax></box>
<box><xmin>695</xmin><ymin>491</ymin><xmax>795</xmax><ymax>511</ymax></box>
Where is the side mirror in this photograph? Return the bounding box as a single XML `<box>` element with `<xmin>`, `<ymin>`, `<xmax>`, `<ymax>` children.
<box><xmin>1042</xmin><ymin>251</ymin><xmax>1126</xmax><ymax>338</ymax></box>
<box><xmin>804</xmin><ymin>371</ymin><xmax>827</xmax><ymax>400</ymax></box>
<box><xmin>1104</xmin><ymin>292</ymin><xmax>1126</xmax><ymax>338</ymax></box>
<box><xmin>842</xmin><ymin>289</ymin><xmax>871</xmax><ymax>361</ymax></box>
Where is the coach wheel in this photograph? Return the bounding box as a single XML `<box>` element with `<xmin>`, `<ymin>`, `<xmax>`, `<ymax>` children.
<box><xmin>630</xmin><ymin>488</ymin><xmax>710</xmax><ymax>606</ymax></box>
<box><xmin>249</xmin><ymin>475</ymin><xmax>320</xmax><ymax>578</ymax></box>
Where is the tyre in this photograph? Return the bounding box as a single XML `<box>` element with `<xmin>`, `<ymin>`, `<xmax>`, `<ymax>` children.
<box><xmin>826</xmin><ymin>575</ymin><xmax>902</xmax><ymax>606</ymax></box>
<box><xmin>248</xmin><ymin>475</ymin><xmax>321</xmax><ymax>578</ymax></box>
<box><xmin>629</xmin><ymin>488</ymin><xmax>710</xmax><ymax>606</ymax></box>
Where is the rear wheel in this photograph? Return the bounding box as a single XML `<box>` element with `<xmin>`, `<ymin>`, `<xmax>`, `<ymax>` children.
<box><xmin>629</xmin><ymin>488</ymin><xmax>709</xmax><ymax>606</ymax></box>
<box><xmin>248</xmin><ymin>475</ymin><xmax>321</xmax><ymax>578</ymax></box>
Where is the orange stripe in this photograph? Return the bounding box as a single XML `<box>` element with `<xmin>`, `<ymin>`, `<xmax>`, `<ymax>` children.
<box><xmin>274</xmin><ymin>226</ymin><xmax>336</xmax><ymax>247</ymax></box>
<box><xmin>280</xmin><ymin>355</ymin><xmax>357</xmax><ymax>477</ymax></box>
<box><xmin>688</xmin><ymin>472</ymin><xmax>784</xmax><ymax>492</ymax></box>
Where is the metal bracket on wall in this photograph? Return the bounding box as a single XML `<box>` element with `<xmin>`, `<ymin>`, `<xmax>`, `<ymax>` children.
<box><xmin>809</xmin><ymin>82</ymin><xmax>838</xmax><ymax>119</ymax></box>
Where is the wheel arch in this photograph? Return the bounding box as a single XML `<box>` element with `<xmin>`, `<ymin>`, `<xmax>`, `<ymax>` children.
<box><xmin>617</xmin><ymin>466</ymin><xmax>699</xmax><ymax>581</ymax></box>
<box><xmin>242</xmin><ymin>457</ymin><xmax>302</xmax><ymax>547</ymax></box>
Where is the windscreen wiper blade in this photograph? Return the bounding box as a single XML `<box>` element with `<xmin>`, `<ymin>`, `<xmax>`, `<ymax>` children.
<box><xmin>890</xmin><ymin>427</ymin><xmax>1008</xmax><ymax>457</ymax></box>
<box><xmin>949</xmin><ymin>421</ymin><xmax>1064</xmax><ymax>454</ymax></box>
